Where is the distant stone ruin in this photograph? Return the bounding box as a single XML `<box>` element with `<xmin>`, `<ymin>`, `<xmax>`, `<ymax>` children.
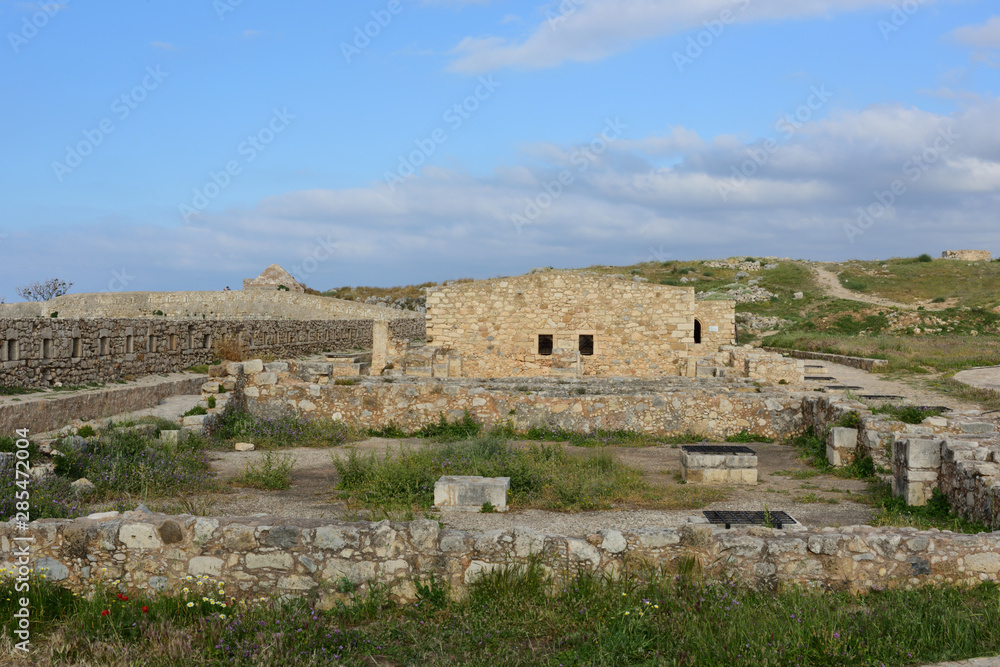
<box><xmin>243</xmin><ymin>264</ymin><xmax>305</xmax><ymax>292</ymax></box>
<box><xmin>942</xmin><ymin>250</ymin><xmax>991</xmax><ymax>261</ymax></box>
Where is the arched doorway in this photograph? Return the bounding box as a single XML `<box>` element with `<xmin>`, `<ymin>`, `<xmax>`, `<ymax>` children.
<box><xmin>694</xmin><ymin>319</ymin><xmax>702</xmax><ymax>344</ymax></box>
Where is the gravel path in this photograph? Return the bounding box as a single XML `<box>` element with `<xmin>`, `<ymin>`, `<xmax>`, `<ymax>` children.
<box><xmin>819</xmin><ymin>362</ymin><xmax>983</xmax><ymax>413</ymax></box>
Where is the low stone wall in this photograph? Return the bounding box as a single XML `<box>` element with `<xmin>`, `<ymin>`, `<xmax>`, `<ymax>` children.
<box><xmin>0</xmin><ymin>318</ymin><xmax>425</xmax><ymax>389</ymax></box>
<box><xmin>0</xmin><ymin>375</ymin><xmax>206</xmax><ymax>435</ymax></box>
<box><xmin>765</xmin><ymin>348</ymin><xmax>889</xmax><ymax>373</ymax></box>
<box><xmin>231</xmin><ymin>361</ymin><xmax>806</xmax><ymax>440</ymax></box>
<box><xmin>0</xmin><ymin>290</ymin><xmax>426</xmax><ymax>322</ymax></box>
<box><xmin>3</xmin><ymin>513</ymin><xmax>998</xmax><ymax>607</ymax></box>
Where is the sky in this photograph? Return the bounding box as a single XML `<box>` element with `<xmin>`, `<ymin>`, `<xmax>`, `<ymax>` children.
<box><xmin>1</xmin><ymin>0</ymin><xmax>999</xmax><ymax>296</ymax></box>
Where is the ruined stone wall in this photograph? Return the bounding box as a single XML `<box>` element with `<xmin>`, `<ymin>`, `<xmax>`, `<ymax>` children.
<box><xmin>0</xmin><ymin>291</ymin><xmax>425</xmax><ymax>322</ymax></box>
<box><xmin>0</xmin><ymin>318</ymin><xmax>425</xmax><ymax>389</ymax></box>
<box><xmin>0</xmin><ymin>375</ymin><xmax>206</xmax><ymax>435</ymax></box>
<box><xmin>942</xmin><ymin>250</ymin><xmax>992</xmax><ymax>261</ymax></box>
<box><xmin>804</xmin><ymin>395</ymin><xmax>1000</xmax><ymax>528</ymax></box>
<box><xmin>426</xmin><ymin>273</ymin><xmax>735</xmax><ymax>378</ymax></box>
<box><xmin>4</xmin><ymin>514</ymin><xmax>999</xmax><ymax>608</ymax></box>
<box><xmin>231</xmin><ymin>361</ymin><xmax>805</xmax><ymax>440</ymax></box>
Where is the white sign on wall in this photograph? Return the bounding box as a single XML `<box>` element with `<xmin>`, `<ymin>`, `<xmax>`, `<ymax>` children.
<box><xmin>709</xmin><ymin>326</ymin><xmax>719</xmax><ymax>332</ymax></box>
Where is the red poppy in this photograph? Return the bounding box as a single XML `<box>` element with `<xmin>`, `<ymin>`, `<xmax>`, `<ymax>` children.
<box><xmin>121</xmin><ymin>595</ymin><xmax>129</xmax><ymax>601</ymax></box>
<box><xmin>142</xmin><ymin>606</ymin><xmax>149</xmax><ymax>613</ymax></box>
<box><xmin>101</xmin><ymin>610</ymin><xmax>110</xmax><ymax>617</ymax></box>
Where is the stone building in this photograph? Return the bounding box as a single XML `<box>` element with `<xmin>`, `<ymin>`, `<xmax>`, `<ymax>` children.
<box><xmin>243</xmin><ymin>264</ymin><xmax>305</xmax><ymax>292</ymax></box>
<box><xmin>941</xmin><ymin>250</ymin><xmax>992</xmax><ymax>261</ymax></box>
<box><xmin>424</xmin><ymin>272</ymin><xmax>736</xmax><ymax>378</ymax></box>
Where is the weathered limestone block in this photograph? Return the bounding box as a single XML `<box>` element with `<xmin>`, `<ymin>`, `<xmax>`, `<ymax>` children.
<box><xmin>892</xmin><ymin>438</ymin><xmax>943</xmax><ymax>506</ymax></box>
<box><xmin>434</xmin><ymin>476</ymin><xmax>510</xmax><ymax>511</ymax></box>
<box><xmin>681</xmin><ymin>448</ymin><xmax>758</xmax><ymax>485</ymax></box>
<box><xmin>827</xmin><ymin>427</ymin><xmax>858</xmax><ymax>467</ymax></box>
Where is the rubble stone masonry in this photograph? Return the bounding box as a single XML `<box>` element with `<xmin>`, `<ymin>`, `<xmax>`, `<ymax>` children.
<box><xmin>425</xmin><ymin>273</ymin><xmax>735</xmax><ymax>378</ymax></box>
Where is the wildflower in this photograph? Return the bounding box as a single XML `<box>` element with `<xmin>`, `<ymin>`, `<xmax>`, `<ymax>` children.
<box><xmin>142</xmin><ymin>606</ymin><xmax>149</xmax><ymax>613</ymax></box>
<box><xmin>101</xmin><ymin>610</ymin><xmax>110</xmax><ymax>616</ymax></box>
<box><xmin>187</xmin><ymin>602</ymin><xmax>195</xmax><ymax>608</ymax></box>
<box><xmin>834</xmin><ymin>633</ymin><xmax>840</xmax><ymax>639</ymax></box>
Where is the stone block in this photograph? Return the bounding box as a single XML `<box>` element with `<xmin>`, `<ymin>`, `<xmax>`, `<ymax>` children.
<box><xmin>226</xmin><ymin>362</ymin><xmax>244</xmax><ymax>376</ymax></box>
<box><xmin>826</xmin><ymin>427</ymin><xmax>858</xmax><ymax>467</ymax></box>
<box><xmin>905</xmin><ymin>438</ymin><xmax>943</xmax><ymax>470</ymax></box>
<box><xmin>256</xmin><ymin>372</ymin><xmax>278</xmax><ymax>385</ymax></box>
<box><xmin>243</xmin><ymin>359</ymin><xmax>264</xmax><ymax>374</ymax></box>
<box><xmin>961</xmin><ymin>422</ymin><xmax>996</xmax><ymax>434</ymax></box>
<box><xmin>234</xmin><ymin>442</ymin><xmax>255</xmax><ymax>452</ymax></box>
<box><xmin>434</xmin><ymin>476</ymin><xmax>509</xmax><ymax>511</ymax></box>
<box><xmin>265</xmin><ymin>362</ymin><xmax>289</xmax><ymax>373</ymax></box>
<box><xmin>681</xmin><ymin>447</ymin><xmax>757</xmax><ymax>485</ymax></box>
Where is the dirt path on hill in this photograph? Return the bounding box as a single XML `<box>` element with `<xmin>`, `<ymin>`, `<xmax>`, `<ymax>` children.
<box><xmin>812</xmin><ymin>264</ymin><xmax>921</xmax><ymax>310</ymax></box>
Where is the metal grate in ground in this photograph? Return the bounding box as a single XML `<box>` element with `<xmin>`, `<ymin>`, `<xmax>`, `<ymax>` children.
<box><xmin>681</xmin><ymin>445</ymin><xmax>756</xmax><ymax>455</ymax></box>
<box><xmin>703</xmin><ymin>510</ymin><xmax>797</xmax><ymax>529</ymax></box>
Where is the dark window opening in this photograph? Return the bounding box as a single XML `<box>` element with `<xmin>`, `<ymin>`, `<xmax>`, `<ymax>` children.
<box><xmin>126</xmin><ymin>336</ymin><xmax>134</xmax><ymax>354</ymax></box>
<box><xmin>99</xmin><ymin>337</ymin><xmax>109</xmax><ymax>356</ymax></box>
<box><xmin>72</xmin><ymin>338</ymin><xmax>82</xmax><ymax>358</ymax></box>
<box><xmin>43</xmin><ymin>339</ymin><xmax>53</xmax><ymax>359</ymax></box>
<box><xmin>579</xmin><ymin>334</ymin><xmax>594</xmax><ymax>356</ymax></box>
<box><xmin>694</xmin><ymin>320</ymin><xmax>702</xmax><ymax>344</ymax></box>
<box><xmin>6</xmin><ymin>340</ymin><xmax>18</xmax><ymax>361</ymax></box>
<box><xmin>538</xmin><ymin>334</ymin><xmax>553</xmax><ymax>356</ymax></box>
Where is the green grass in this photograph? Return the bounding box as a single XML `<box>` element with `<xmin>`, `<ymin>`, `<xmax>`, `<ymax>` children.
<box><xmin>209</xmin><ymin>401</ymin><xmax>357</xmax><ymax>448</ymax></box>
<box><xmin>835</xmin><ymin>257</ymin><xmax>1000</xmax><ymax>307</ymax></box>
<box><xmin>763</xmin><ymin>332</ymin><xmax>1000</xmax><ymax>375</ymax></box>
<box><xmin>866</xmin><ymin>485</ymin><xmax>993</xmax><ymax>533</ymax></box>
<box><xmin>333</xmin><ymin>435</ymin><xmax>660</xmax><ymax>513</ymax></box>
<box><xmin>235</xmin><ymin>452</ymin><xmax>296</xmax><ymax>490</ymax></box>
<box><xmin>0</xmin><ymin>385</ymin><xmax>44</xmax><ymax>396</ymax></box>
<box><xmin>183</xmin><ymin>405</ymin><xmax>208</xmax><ymax>417</ymax></box>
<box><xmin>870</xmin><ymin>404</ymin><xmax>945</xmax><ymax>425</ymax></box>
<box><xmin>724</xmin><ymin>430</ymin><xmax>774</xmax><ymax>444</ymax></box>
<box><xmin>5</xmin><ymin>565</ymin><xmax>1000</xmax><ymax>666</ymax></box>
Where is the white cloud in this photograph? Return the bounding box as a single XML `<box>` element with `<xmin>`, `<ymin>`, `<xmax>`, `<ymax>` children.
<box><xmin>447</xmin><ymin>0</ymin><xmax>936</xmax><ymax>73</ymax></box>
<box><xmin>948</xmin><ymin>15</ymin><xmax>1000</xmax><ymax>49</ymax></box>
<box><xmin>5</xmin><ymin>96</ymin><xmax>1000</xmax><ymax>294</ymax></box>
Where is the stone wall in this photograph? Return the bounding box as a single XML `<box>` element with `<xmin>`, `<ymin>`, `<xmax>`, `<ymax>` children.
<box><xmin>803</xmin><ymin>395</ymin><xmax>1000</xmax><ymax>529</ymax></box>
<box><xmin>0</xmin><ymin>290</ymin><xmax>425</xmax><ymax>322</ymax></box>
<box><xmin>765</xmin><ymin>348</ymin><xmax>889</xmax><ymax>372</ymax></box>
<box><xmin>229</xmin><ymin>360</ymin><xmax>805</xmax><ymax>440</ymax></box>
<box><xmin>4</xmin><ymin>513</ymin><xmax>999</xmax><ymax>607</ymax></box>
<box><xmin>942</xmin><ymin>250</ymin><xmax>992</xmax><ymax>261</ymax></box>
<box><xmin>696</xmin><ymin>346</ymin><xmax>805</xmax><ymax>385</ymax></box>
<box><xmin>0</xmin><ymin>374</ymin><xmax>206</xmax><ymax>435</ymax></box>
<box><xmin>0</xmin><ymin>318</ymin><xmax>425</xmax><ymax>389</ymax></box>
<box><xmin>425</xmin><ymin>272</ymin><xmax>735</xmax><ymax>378</ymax></box>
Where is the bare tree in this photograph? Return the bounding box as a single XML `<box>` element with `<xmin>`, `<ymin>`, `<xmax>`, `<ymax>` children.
<box><xmin>15</xmin><ymin>278</ymin><xmax>73</xmax><ymax>302</ymax></box>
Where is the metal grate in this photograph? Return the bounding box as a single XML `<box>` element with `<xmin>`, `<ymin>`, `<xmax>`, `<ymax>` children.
<box><xmin>704</xmin><ymin>510</ymin><xmax>797</xmax><ymax>529</ymax></box>
<box><xmin>681</xmin><ymin>445</ymin><xmax>756</xmax><ymax>455</ymax></box>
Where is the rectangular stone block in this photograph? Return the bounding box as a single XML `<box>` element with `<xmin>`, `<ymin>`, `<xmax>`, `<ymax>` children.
<box><xmin>826</xmin><ymin>427</ymin><xmax>858</xmax><ymax>467</ymax></box>
<box><xmin>434</xmin><ymin>476</ymin><xmax>509</xmax><ymax>511</ymax></box>
<box><xmin>905</xmin><ymin>438</ymin><xmax>943</xmax><ymax>470</ymax></box>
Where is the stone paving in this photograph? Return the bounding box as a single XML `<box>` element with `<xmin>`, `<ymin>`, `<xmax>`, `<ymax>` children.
<box><xmin>954</xmin><ymin>367</ymin><xmax>1000</xmax><ymax>394</ymax></box>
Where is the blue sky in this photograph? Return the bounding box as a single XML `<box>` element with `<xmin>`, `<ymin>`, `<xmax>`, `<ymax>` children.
<box><xmin>2</xmin><ymin>0</ymin><xmax>999</xmax><ymax>295</ymax></box>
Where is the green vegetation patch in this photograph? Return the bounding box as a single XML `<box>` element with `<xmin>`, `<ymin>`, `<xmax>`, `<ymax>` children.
<box><xmin>4</xmin><ymin>566</ymin><xmax>1000</xmax><ymax>666</ymax></box>
<box><xmin>333</xmin><ymin>435</ymin><xmax>657</xmax><ymax>512</ymax></box>
<box><xmin>870</xmin><ymin>404</ymin><xmax>946</xmax><ymax>425</ymax></box>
